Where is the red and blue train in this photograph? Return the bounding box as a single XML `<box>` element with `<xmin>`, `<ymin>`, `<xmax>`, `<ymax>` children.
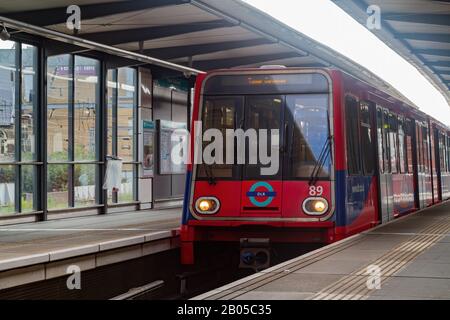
<box><xmin>180</xmin><ymin>67</ymin><xmax>450</xmax><ymax>266</ymax></box>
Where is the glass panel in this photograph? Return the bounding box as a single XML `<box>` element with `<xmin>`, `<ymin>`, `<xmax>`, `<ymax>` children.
<box><xmin>74</xmin><ymin>56</ymin><xmax>99</xmax><ymax>161</ymax></box>
<box><xmin>416</xmin><ymin>124</ymin><xmax>423</xmax><ymax>173</ymax></box>
<box><xmin>117</xmin><ymin>68</ymin><xmax>135</xmax><ymax>162</ymax></box>
<box><xmin>0</xmin><ymin>40</ymin><xmax>17</xmax><ymax>162</ymax></box>
<box><xmin>360</xmin><ymin>102</ymin><xmax>374</xmax><ymax>175</ymax></box>
<box><xmin>107</xmin><ymin>69</ymin><xmax>116</xmax><ymax>157</ymax></box>
<box><xmin>47</xmin><ymin>164</ymin><xmax>69</xmax><ymax>209</ymax></box>
<box><xmin>398</xmin><ymin>120</ymin><xmax>406</xmax><ymax>174</ymax></box>
<box><xmin>118</xmin><ymin>163</ymin><xmax>134</xmax><ymax>203</ymax></box>
<box><xmin>287</xmin><ymin>94</ymin><xmax>330</xmax><ymax>179</ymax></box>
<box><xmin>197</xmin><ymin>97</ymin><xmax>240</xmax><ymax>179</ymax></box>
<box><xmin>423</xmin><ymin>126</ymin><xmax>429</xmax><ymax>173</ymax></box>
<box><xmin>21</xmin><ymin>44</ymin><xmax>38</xmax><ymax>161</ymax></box>
<box><xmin>74</xmin><ymin>164</ymin><xmax>96</xmax><ymax>207</ymax></box>
<box><xmin>376</xmin><ymin>108</ymin><xmax>384</xmax><ymax>173</ymax></box>
<box><xmin>383</xmin><ymin>110</ymin><xmax>391</xmax><ymax>173</ymax></box>
<box><xmin>243</xmin><ymin>96</ymin><xmax>282</xmax><ymax>180</ymax></box>
<box><xmin>0</xmin><ymin>165</ymin><xmax>15</xmax><ymax>214</ymax></box>
<box><xmin>389</xmin><ymin>114</ymin><xmax>398</xmax><ymax>173</ymax></box>
<box><xmin>21</xmin><ymin>165</ymin><xmax>36</xmax><ymax>212</ymax></box>
<box><xmin>47</xmin><ymin>55</ymin><xmax>71</xmax><ymax>161</ymax></box>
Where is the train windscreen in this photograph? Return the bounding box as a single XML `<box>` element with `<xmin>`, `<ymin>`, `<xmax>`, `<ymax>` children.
<box><xmin>197</xmin><ymin>73</ymin><xmax>330</xmax><ymax>181</ymax></box>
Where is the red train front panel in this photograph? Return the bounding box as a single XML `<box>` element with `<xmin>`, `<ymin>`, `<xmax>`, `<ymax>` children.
<box><xmin>181</xmin><ymin>69</ymin><xmax>337</xmax><ymax>265</ymax></box>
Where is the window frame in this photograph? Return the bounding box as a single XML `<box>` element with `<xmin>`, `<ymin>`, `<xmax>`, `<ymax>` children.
<box><xmin>0</xmin><ymin>40</ymin><xmax>40</xmax><ymax>215</ymax></box>
<box><xmin>46</xmin><ymin>53</ymin><xmax>102</xmax><ymax>210</ymax></box>
<box><xmin>106</xmin><ymin>67</ymin><xmax>139</xmax><ymax>204</ymax></box>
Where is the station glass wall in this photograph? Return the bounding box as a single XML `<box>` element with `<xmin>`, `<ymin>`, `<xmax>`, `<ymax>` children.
<box><xmin>0</xmin><ymin>38</ymin><xmax>141</xmax><ymax>218</ymax></box>
<box><xmin>106</xmin><ymin>68</ymin><xmax>138</xmax><ymax>204</ymax></box>
<box><xmin>0</xmin><ymin>40</ymin><xmax>38</xmax><ymax>215</ymax></box>
<box><xmin>47</xmin><ymin>54</ymin><xmax>100</xmax><ymax>209</ymax></box>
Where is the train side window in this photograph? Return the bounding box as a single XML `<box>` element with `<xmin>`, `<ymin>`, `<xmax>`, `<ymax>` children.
<box><xmin>389</xmin><ymin>113</ymin><xmax>398</xmax><ymax>173</ymax></box>
<box><xmin>444</xmin><ymin>135</ymin><xmax>448</xmax><ymax>173</ymax></box>
<box><xmin>376</xmin><ymin>108</ymin><xmax>384</xmax><ymax>173</ymax></box>
<box><xmin>383</xmin><ymin>110</ymin><xmax>391</xmax><ymax>173</ymax></box>
<box><xmin>416</xmin><ymin>123</ymin><xmax>424</xmax><ymax>173</ymax></box>
<box><xmin>360</xmin><ymin>101</ymin><xmax>374</xmax><ymax>175</ymax></box>
<box><xmin>439</xmin><ymin>133</ymin><xmax>445</xmax><ymax>173</ymax></box>
<box><xmin>447</xmin><ymin>136</ymin><xmax>450</xmax><ymax>172</ymax></box>
<box><xmin>422</xmin><ymin>126</ymin><xmax>430</xmax><ymax>173</ymax></box>
<box><xmin>398</xmin><ymin>117</ymin><xmax>406</xmax><ymax>174</ymax></box>
<box><xmin>345</xmin><ymin>95</ymin><xmax>361</xmax><ymax>175</ymax></box>
<box><xmin>447</xmin><ymin>135</ymin><xmax>450</xmax><ymax>173</ymax></box>
<box><xmin>405</xmin><ymin>120</ymin><xmax>414</xmax><ymax>173</ymax></box>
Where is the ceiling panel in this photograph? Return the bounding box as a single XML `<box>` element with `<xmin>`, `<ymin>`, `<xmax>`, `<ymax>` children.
<box><xmin>387</xmin><ymin>20</ymin><xmax>450</xmax><ymax>34</ymax></box>
<box><xmin>116</xmin><ymin>26</ymin><xmax>256</xmax><ymax>51</ymax></box>
<box><xmin>0</xmin><ymin>0</ymin><xmax>122</xmax><ymax>13</ymax></box>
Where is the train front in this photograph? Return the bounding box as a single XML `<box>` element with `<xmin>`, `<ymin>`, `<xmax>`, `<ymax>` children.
<box><xmin>181</xmin><ymin>69</ymin><xmax>336</xmax><ymax>268</ymax></box>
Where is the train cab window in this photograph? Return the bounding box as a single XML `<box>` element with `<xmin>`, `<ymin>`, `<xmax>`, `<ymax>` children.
<box><xmin>243</xmin><ymin>96</ymin><xmax>282</xmax><ymax>180</ymax></box>
<box><xmin>389</xmin><ymin>113</ymin><xmax>399</xmax><ymax>173</ymax></box>
<box><xmin>197</xmin><ymin>97</ymin><xmax>242</xmax><ymax>179</ymax></box>
<box><xmin>398</xmin><ymin>118</ymin><xmax>407</xmax><ymax>174</ymax></box>
<box><xmin>345</xmin><ymin>95</ymin><xmax>361</xmax><ymax>175</ymax></box>
<box><xmin>360</xmin><ymin>101</ymin><xmax>375</xmax><ymax>175</ymax></box>
<box><xmin>285</xmin><ymin>94</ymin><xmax>330</xmax><ymax>179</ymax></box>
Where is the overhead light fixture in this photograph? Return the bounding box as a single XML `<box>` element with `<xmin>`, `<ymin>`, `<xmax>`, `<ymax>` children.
<box><xmin>0</xmin><ymin>23</ymin><xmax>11</xmax><ymax>41</ymax></box>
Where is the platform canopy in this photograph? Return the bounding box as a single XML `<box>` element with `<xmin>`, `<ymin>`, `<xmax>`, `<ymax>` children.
<box><xmin>333</xmin><ymin>0</ymin><xmax>450</xmax><ymax>104</ymax></box>
<box><xmin>0</xmin><ymin>0</ymin><xmax>416</xmax><ymax>105</ymax></box>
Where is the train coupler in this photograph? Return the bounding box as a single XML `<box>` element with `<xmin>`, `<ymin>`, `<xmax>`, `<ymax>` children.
<box><xmin>239</xmin><ymin>238</ymin><xmax>271</xmax><ymax>271</ymax></box>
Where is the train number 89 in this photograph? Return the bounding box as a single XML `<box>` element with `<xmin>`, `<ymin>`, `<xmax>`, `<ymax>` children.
<box><xmin>309</xmin><ymin>186</ymin><xmax>323</xmax><ymax>196</ymax></box>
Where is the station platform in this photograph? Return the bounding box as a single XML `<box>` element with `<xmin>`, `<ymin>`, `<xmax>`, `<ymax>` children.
<box><xmin>195</xmin><ymin>201</ymin><xmax>450</xmax><ymax>300</ymax></box>
<box><xmin>0</xmin><ymin>208</ymin><xmax>181</xmax><ymax>291</ymax></box>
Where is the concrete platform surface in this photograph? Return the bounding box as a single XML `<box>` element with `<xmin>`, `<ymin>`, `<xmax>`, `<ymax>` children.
<box><xmin>0</xmin><ymin>208</ymin><xmax>181</xmax><ymax>273</ymax></box>
<box><xmin>195</xmin><ymin>201</ymin><xmax>450</xmax><ymax>300</ymax></box>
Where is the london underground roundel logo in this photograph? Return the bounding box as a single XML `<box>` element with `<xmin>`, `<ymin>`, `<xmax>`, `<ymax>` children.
<box><xmin>246</xmin><ymin>181</ymin><xmax>276</xmax><ymax>207</ymax></box>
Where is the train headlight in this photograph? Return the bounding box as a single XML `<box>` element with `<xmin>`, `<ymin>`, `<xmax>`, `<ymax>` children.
<box><xmin>195</xmin><ymin>197</ymin><xmax>220</xmax><ymax>214</ymax></box>
<box><xmin>302</xmin><ymin>197</ymin><xmax>328</xmax><ymax>215</ymax></box>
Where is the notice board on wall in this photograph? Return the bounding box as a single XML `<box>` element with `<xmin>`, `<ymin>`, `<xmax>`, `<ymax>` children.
<box><xmin>142</xmin><ymin>120</ymin><xmax>155</xmax><ymax>177</ymax></box>
<box><xmin>157</xmin><ymin>120</ymin><xmax>187</xmax><ymax>175</ymax></box>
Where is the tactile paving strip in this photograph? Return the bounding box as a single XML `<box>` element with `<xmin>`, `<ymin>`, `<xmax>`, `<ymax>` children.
<box><xmin>311</xmin><ymin>218</ymin><xmax>450</xmax><ymax>300</ymax></box>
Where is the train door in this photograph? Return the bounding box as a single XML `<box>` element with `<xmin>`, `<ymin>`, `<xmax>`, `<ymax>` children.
<box><xmin>240</xmin><ymin>95</ymin><xmax>284</xmax><ymax>216</ymax></box>
<box><xmin>376</xmin><ymin>107</ymin><xmax>394</xmax><ymax>223</ymax></box>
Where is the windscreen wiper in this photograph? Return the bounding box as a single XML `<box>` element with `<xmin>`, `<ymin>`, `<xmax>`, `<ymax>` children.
<box><xmin>202</xmin><ymin>163</ymin><xmax>217</xmax><ymax>185</ymax></box>
<box><xmin>309</xmin><ymin>111</ymin><xmax>333</xmax><ymax>186</ymax></box>
<box><xmin>308</xmin><ymin>136</ymin><xmax>331</xmax><ymax>186</ymax></box>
